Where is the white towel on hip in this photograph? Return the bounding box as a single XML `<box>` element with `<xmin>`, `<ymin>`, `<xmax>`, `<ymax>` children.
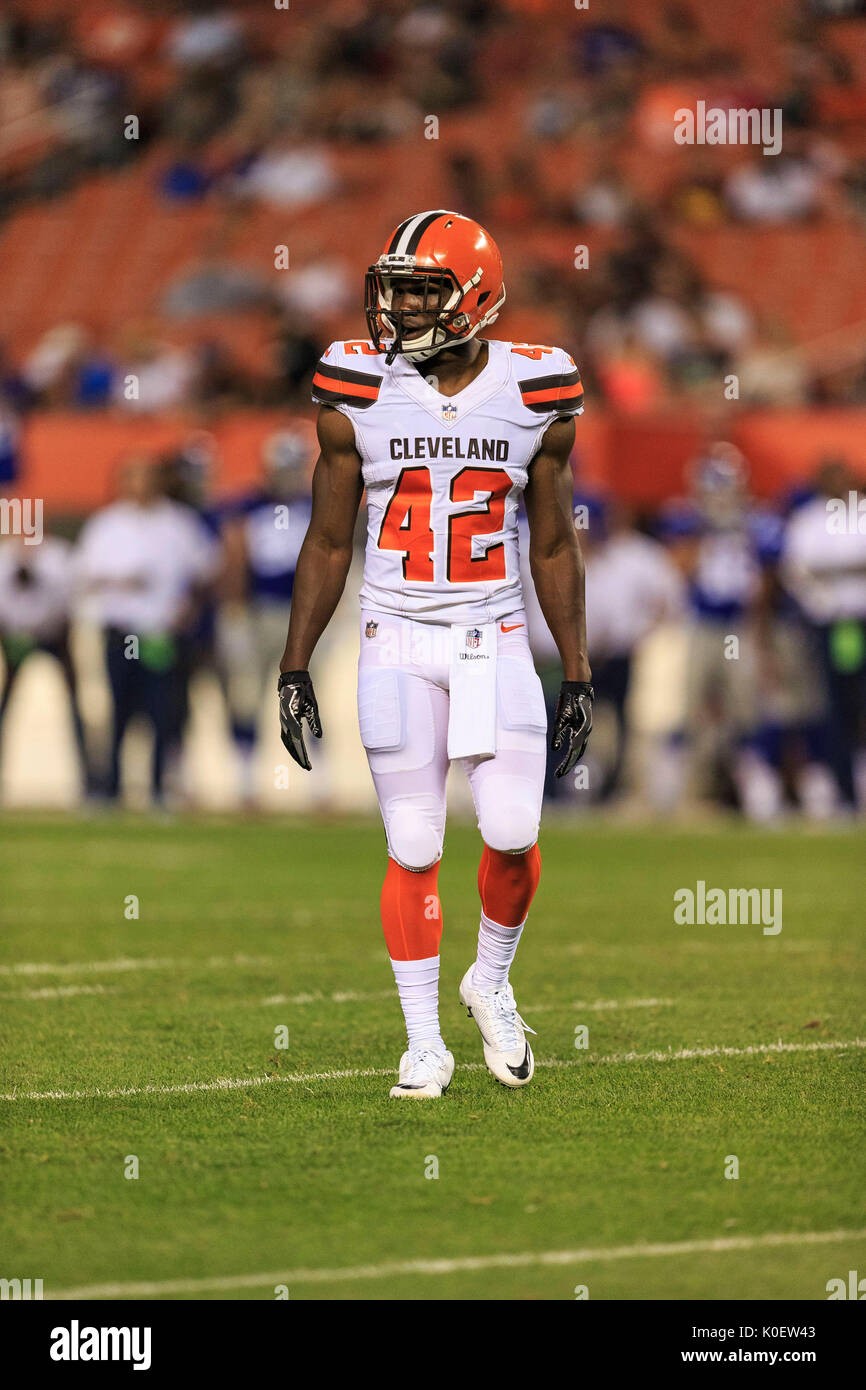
<box><xmin>447</xmin><ymin>621</ymin><xmax>497</xmax><ymax>760</ymax></box>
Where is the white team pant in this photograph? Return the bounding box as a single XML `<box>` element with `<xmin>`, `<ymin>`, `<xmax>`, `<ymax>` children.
<box><xmin>357</xmin><ymin>610</ymin><xmax>547</xmax><ymax>871</ymax></box>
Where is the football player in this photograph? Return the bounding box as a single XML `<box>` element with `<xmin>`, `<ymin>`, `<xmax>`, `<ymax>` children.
<box><xmin>0</xmin><ymin>532</ymin><xmax>92</xmax><ymax>793</ymax></box>
<box><xmin>219</xmin><ymin>426</ymin><xmax>316</xmax><ymax>805</ymax></box>
<box><xmin>656</xmin><ymin>444</ymin><xmax>801</xmax><ymax>820</ymax></box>
<box><xmin>278</xmin><ymin>211</ymin><xmax>592</xmax><ymax>1097</ymax></box>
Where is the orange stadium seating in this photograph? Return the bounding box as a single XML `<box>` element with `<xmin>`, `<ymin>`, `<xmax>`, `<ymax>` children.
<box><xmin>2</xmin><ymin>0</ymin><xmax>866</xmax><ymax>514</ymax></box>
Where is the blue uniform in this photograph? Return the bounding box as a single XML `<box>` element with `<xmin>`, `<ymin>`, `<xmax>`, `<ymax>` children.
<box><xmin>659</xmin><ymin>503</ymin><xmax>784</xmax><ymax>620</ymax></box>
<box><xmin>222</xmin><ymin>491</ymin><xmax>311</xmax><ymax>603</ymax></box>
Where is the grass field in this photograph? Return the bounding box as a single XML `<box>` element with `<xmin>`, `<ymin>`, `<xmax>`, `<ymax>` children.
<box><xmin>1</xmin><ymin>814</ymin><xmax>864</xmax><ymax>1302</ymax></box>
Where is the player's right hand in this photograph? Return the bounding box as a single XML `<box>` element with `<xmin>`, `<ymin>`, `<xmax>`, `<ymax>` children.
<box><xmin>551</xmin><ymin>680</ymin><xmax>594</xmax><ymax>779</ymax></box>
<box><xmin>278</xmin><ymin>670</ymin><xmax>322</xmax><ymax>771</ymax></box>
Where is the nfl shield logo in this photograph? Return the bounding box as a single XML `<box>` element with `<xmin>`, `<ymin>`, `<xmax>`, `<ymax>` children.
<box><xmin>442</xmin><ymin>402</ymin><xmax>458</xmax><ymax>423</ymax></box>
<box><xmin>365</xmin><ymin>620</ymin><xmax>378</xmax><ymax>638</ymax></box>
<box><xmin>465</xmin><ymin>628</ymin><xmax>482</xmax><ymax>649</ymax></box>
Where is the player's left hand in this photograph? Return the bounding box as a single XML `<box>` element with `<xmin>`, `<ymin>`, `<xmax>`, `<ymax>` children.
<box><xmin>551</xmin><ymin>680</ymin><xmax>594</xmax><ymax>778</ymax></box>
<box><xmin>278</xmin><ymin>670</ymin><xmax>322</xmax><ymax>771</ymax></box>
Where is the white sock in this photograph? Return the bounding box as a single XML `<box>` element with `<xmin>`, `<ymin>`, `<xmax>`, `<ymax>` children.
<box><xmin>734</xmin><ymin>749</ymin><xmax>782</xmax><ymax>823</ymax></box>
<box><xmin>651</xmin><ymin>741</ymin><xmax>686</xmax><ymax>812</ymax></box>
<box><xmin>236</xmin><ymin>745</ymin><xmax>256</xmax><ymax>802</ymax></box>
<box><xmin>390</xmin><ymin>955</ymin><xmax>444</xmax><ymax>1050</ymax></box>
<box><xmin>798</xmin><ymin>762</ymin><xmax>838</xmax><ymax>819</ymax></box>
<box><xmin>472</xmin><ymin>913</ymin><xmax>524</xmax><ymax>991</ymax></box>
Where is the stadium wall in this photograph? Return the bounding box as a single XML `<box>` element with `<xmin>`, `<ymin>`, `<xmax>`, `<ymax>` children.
<box><xmin>15</xmin><ymin>408</ymin><xmax>866</xmax><ymax>514</ymax></box>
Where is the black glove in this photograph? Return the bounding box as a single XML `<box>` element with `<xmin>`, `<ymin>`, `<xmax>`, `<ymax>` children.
<box><xmin>551</xmin><ymin>680</ymin><xmax>594</xmax><ymax>779</ymax></box>
<box><xmin>278</xmin><ymin>670</ymin><xmax>322</xmax><ymax>771</ymax></box>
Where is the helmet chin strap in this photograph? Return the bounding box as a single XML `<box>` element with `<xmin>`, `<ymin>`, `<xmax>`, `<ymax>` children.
<box><xmin>384</xmin><ymin>320</ymin><xmax>446</xmax><ymax>365</ymax></box>
<box><xmin>387</xmin><ymin>313</ymin><xmax>479</xmax><ymax>364</ymax></box>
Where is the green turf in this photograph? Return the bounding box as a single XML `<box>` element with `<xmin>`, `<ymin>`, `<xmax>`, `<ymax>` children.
<box><xmin>0</xmin><ymin>815</ymin><xmax>864</xmax><ymax>1301</ymax></box>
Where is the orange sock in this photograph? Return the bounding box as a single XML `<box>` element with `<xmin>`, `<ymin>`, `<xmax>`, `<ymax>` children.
<box><xmin>380</xmin><ymin>856</ymin><xmax>443</xmax><ymax>961</ymax></box>
<box><xmin>477</xmin><ymin>843</ymin><xmax>541</xmax><ymax>927</ymax></box>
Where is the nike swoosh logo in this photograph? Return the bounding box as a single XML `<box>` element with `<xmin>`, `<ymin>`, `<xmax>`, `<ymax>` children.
<box><xmin>500</xmin><ymin>623</ymin><xmax>524</xmax><ymax>633</ymax></box>
<box><xmin>507</xmin><ymin>1044</ymin><xmax>532</xmax><ymax>1079</ymax></box>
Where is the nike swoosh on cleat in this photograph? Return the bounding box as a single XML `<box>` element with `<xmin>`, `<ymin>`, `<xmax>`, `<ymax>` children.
<box><xmin>500</xmin><ymin>623</ymin><xmax>524</xmax><ymax>632</ymax></box>
<box><xmin>506</xmin><ymin>1045</ymin><xmax>531</xmax><ymax>1079</ymax></box>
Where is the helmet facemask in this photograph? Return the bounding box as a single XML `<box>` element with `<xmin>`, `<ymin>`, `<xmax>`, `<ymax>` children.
<box><xmin>365</xmin><ymin>262</ymin><xmax>479</xmax><ymax>364</ymax></box>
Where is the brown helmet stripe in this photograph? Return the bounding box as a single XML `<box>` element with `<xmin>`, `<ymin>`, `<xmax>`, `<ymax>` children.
<box><xmin>403</xmin><ymin>210</ymin><xmax>448</xmax><ymax>255</ymax></box>
<box><xmin>386</xmin><ymin>209</ymin><xmax>451</xmax><ymax>258</ymax></box>
<box><xmin>386</xmin><ymin>217</ymin><xmax>416</xmax><ymax>254</ymax></box>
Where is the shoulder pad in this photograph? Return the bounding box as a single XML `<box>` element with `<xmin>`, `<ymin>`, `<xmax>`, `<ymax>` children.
<box><xmin>312</xmin><ymin>341</ymin><xmax>385</xmax><ymax>411</ymax></box>
<box><xmin>510</xmin><ymin>344</ymin><xmax>584</xmax><ymax>416</ymax></box>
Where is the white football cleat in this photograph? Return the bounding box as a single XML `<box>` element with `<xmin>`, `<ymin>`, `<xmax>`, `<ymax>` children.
<box><xmin>389</xmin><ymin>1042</ymin><xmax>455</xmax><ymax>1099</ymax></box>
<box><xmin>459</xmin><ymin>967</ymin><xmax>536</xmax><ymax>1087</ymax></box>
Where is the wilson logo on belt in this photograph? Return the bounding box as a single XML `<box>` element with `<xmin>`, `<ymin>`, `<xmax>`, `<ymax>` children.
<box><xmin>312</xmin><ymin>362</ymin><xmax>383</xmax><ymax>410</ymax></box>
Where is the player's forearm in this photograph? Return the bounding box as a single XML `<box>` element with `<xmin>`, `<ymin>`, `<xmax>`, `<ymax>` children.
<box><xmin>280</xmin><ymin>534</ymin><xmax>353</xmax><ymax>671</ymax></box>
<box><xmin>529</xmin><ymin>540</ymin><xmax>591</xmax><ymax>682</ymax></box>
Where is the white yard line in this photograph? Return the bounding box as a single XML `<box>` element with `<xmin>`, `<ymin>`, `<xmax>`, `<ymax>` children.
<box><xmin>260</xmin><ymin>989</ymin><xmax>395</xmax><ymax>1007</ymax></box>
<box><xmin>258</xmin><ymin>993</ymin><xmax>673</xmax><ymax>1011</ymax></box>
<box><xmin>46</xmin><ymin>1227</ymin><xmax>866</xmax><ymax>1300</ymax></box>
<box><xmin>0</xmin><ymin>954</ymin><xmax>274</xmax><ymax>978</ymax></box>
<box><xmin>531</xmin><ymin>997</ymin><xmax>673</xmax><ymax>1015</ymax></box>
<box><xmin>0</xmin><ymin>1070</ymin><xmax>421</xmax><ymax>1102</ymax></box>
<box><xmin>543</xmin><ymin>1037</ymin><xmax>866</xmax><ymax>1064</ymax></box>
<box><xmin>0</xmin><ymin>960</ymin><xmax>674</xmax><ymax>1013</ymax></box>
<box><xmin>3</xmin><ymin>1038</ymin><xmax>863</xmax><ymax>1103</ymax></box>
<box><xmin>0</xmin><ymin>984</ymin><xmax>117</xmax><ymax>1001</ymax></box>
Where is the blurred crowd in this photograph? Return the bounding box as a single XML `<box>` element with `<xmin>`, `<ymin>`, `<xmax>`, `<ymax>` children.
<box><xmin>1</xmin><ymin>0</ymin><xmax>865</xmax><ymax>816</ymax></box>
<box><xmin>0</xmin><ymin>426</ymin><xmax>315</xmax><ymax>808</ymax></box>
<box><xmin>1</xmin><ymin>431</ymin><xmax>865</xmax><ymax>821</ymax></box>
<box><xmin>529</xmin><ymin>447</ymin><xmax>866</xmax><ymax>821</ymax></box>
<box><xmin>4</xmin><ymin>1</ymin><xmax>866</xmax><ymax>219</ymax></box>
<box><xmin>2</xmin><ymin>0</ymin><xmax>866</xmax><ymax>428</ymax></box>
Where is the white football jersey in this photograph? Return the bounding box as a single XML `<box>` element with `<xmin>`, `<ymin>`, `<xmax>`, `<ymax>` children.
<box><xmin>312</xmin><ymin>337</ymin><xmax>583</xmax><ymax>624</ymax></box>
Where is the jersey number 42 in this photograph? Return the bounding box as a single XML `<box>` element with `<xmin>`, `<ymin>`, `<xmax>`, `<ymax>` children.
<box><xmin>378</xmin><ymin>466</ymin><xmax>510</xmax><ymax>583</ymax></box>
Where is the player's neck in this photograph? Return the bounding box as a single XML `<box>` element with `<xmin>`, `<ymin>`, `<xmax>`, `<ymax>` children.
<box><xmin>411</xmin><ymin>339</ymin><xmax>488</xmax><ymax>395</ymax></box>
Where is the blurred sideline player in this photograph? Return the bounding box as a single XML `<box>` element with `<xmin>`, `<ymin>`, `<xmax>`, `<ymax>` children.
<box><xmin>0</xmin><ymin>533</ymin><xmax>91</xmax><ymax>792</ymax></box>
<box><xmin>75</xmin><ymin>455</ymin><xmax>219</xmax><ymax>806</ymax></box>
<box><xmin>159</xmin><ymin>432</ymin><xmax>224</xmax><ymax>797</ymax></box>
<box><xmin>516</xmin><ymin>496</ymin><xmax>604</xmax><ymax>806</ymax></box>
<box><xmin>656</xmin><ymin>443</ymin><xmax>820</xmax><ymax>820</ymax></box>
<box><xmin>277</xmin><ymin>211</ymin><xmax>592</xmax><ymax>1098</ymax></box>
<box><xmin>583</xmin><ymin>501</ymin><xmax>684</xmax><ymax>802</ymax></box>
<box><xmin>522</xmin><ymin>495</ymin><xmax>684</xmax><ymax>805</ymax></box>
<box><xmin>782</xmin><ymin>458</ymin><xmax>866</xmax><ymax>813</ymax></box>
<box><xmin>219</xmin><ymin>426</ymin><xmax>318</xmax><ymax>806</ymax></box>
